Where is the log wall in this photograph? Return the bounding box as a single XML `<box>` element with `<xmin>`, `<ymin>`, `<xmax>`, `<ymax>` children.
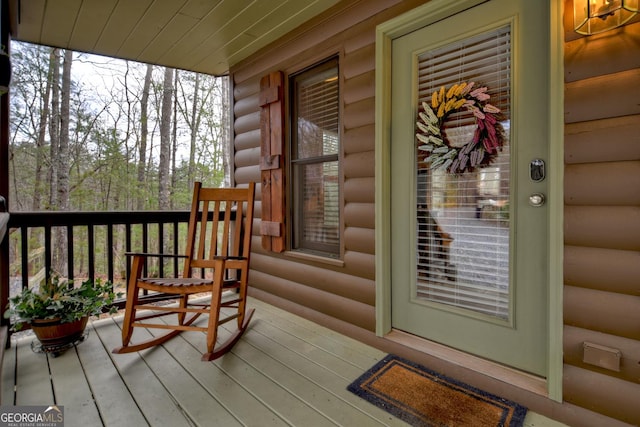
<box><xmin>231</xmin><ymin>0</ymin><xmax>428</xmax><ymax>332</ymax></box>
<box><xmin>563</xmin><ymin>13</ymin><xmax>640</xmax><ymax>425</ymax></box>
<box><xmin>230</xmin><ymin>0</ymin><xmax>640</xmax><ymax>424</ymax></box>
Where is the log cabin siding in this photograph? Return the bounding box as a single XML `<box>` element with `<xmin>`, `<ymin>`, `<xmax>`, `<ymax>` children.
<box><xmin>230</xmin><ymin>0</ymin><xmax>639</xmax><ymax>424</ymax></box>
<box><xmin>564</xmin><ymin>206</ymin><xmax>640</xmax><ymax>250</ymax></box>
<box><xmin>230</xmin><ymin>0</ymin><xmax>426</xmax><ymax>331</ymax></box>
<box><xmin>563</xmin><ymin>18</ymin><xmax>640</xmax><ymax>424</ymax></box>
<box><xmin>562</xmin><ymin>365</ymin><xmax>640</xmax><ymax>426</ymax></box>
<box><xmin>564</xmin><ymin>246</ymin><xmax>640</xmax><ymax>296</ymax></box>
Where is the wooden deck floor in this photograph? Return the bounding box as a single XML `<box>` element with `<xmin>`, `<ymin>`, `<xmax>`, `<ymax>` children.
<box><xmin>2</xmin><ymin>297</ymin><xmax>566</xmax><ymax>427</ymax></box>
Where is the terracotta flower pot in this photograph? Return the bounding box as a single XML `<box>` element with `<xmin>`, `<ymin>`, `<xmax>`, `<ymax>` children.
<box><xmin>31</xmin><ymin>317</ymin><xmax>88</xmax><ymax>351</ymax></box>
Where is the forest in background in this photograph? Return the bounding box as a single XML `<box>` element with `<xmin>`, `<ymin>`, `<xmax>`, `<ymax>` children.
<box><xmin>6</xmin><ymin>42</ymin><xmax>231</xmax><ymax>283</ymax></box>
<box><xmin>9</xmin><ymin>41</ymin><xmax>230</xmax><ymax>213</ymax></box>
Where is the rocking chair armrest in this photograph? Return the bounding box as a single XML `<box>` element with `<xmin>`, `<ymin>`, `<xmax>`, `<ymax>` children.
<box><xmin>124</xmin><ymin>252</ymin><xmax>188</xmax><ymax>259</ymax></box>
<box><xmin>212</xmin><ymin>255</ymin><xmax>248</xmax><ymax>261</ymax></box>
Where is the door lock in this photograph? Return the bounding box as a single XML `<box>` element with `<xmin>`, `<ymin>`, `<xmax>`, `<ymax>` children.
<box><xmin>530</xmin><ymin>159</ymin><xmax>545</xmax><ymax>182</ymax></box>
<box><xmin>529</xmin><ymin>193</ymin><xmax>545</xmax><ymax>207</ymax></box>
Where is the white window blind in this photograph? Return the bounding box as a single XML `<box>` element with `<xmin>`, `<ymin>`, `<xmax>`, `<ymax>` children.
<box><xmin>292</xmin><ymin>58</ymin><xmax>340</xmax><ymax>256</ymax></box>
<box><xmin>415</xmin><ymin>25</ymin><xmax>511</xmax><ymax>320</ymax></box>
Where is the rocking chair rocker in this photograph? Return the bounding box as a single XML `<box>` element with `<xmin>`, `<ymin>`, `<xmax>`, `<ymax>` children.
<box><xmin>113</xmin><ymin>182</ymin><xmax>255</xmax><ymax>361</ymax></box>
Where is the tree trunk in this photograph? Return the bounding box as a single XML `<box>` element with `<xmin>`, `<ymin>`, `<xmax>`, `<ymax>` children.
<box><xmin>57</xmin><ymin>49</ymin><xmax>72</xmax><ymax>213</ymax></box>
<box><xmin>48</xmin><ymin>49</ymin><xmax>60</xmax><ymax>207</ymax></box>
<box><xmin>33</xmin><ymin>49</ymin><xmax>54</xmax><ymax>211</ymax></box>
<box><xmin>171</xmin><ymin>69</ymin><xmax>178</xmax><ymax>209</ymax></box>
<box><xmin>221</xmin><ymin>76</ymin><xmax>231</xmax><ymax>188</ymax></box>
<box><xmin>158</xmin><ymin>67</ymin><xmax>173</xmax><ymax>211</ymax></box>
<box><xmin>188</xmin><ymin>73</ymin><xmax>200</xmax><ymax>190</ymax></box>
<box><xmin>53</xmin><ymin>49</ymin><xmax>73</xmax><ymax>275</ymax></box>
<box><xmin>137</xmin><ymin>63</ymin><xmax>153</xmax><ymax>210</ymax></box>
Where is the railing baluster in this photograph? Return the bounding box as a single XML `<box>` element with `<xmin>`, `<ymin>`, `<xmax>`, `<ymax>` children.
<box><xmin>173</xmin><ymin>221</ymin><xmax>180</xmax><ymax>277</ymax></box>
<box><xmin>44</xmin><ymin>225</ymin><xmax>51</xmax><ymax>286</ymax></box>
<box><xmin>107</xmin><ymin>224</ymin><xmax>114</xmax><ymax>283</ymax></box>
<box><xmin>67</xmin><ymin>225</ymin><xmax>74</xmax><ymax>282</ymax></box>
<box><xmin>20</xmin><ymin>227</ymin><xmax>28</xmax><ymax>291</ymax></box>
<box><xmin>126</xmin><ymin>223</ymin><xmax>132</xmax><ymax>284</ymax></box>
<box><xmin>88</xmin><ymin>224</ymin><xmax>95</xmax><ymax>283</ymax></box>
<box><xmin>142</xmin><ymin>222</ymin><xmax>148</xmax><ymax>278</ymax></box>
<box><xmin>159</xmin><ymin>222</ymin><xmax>165</xmax><ymax>278</ymax></box>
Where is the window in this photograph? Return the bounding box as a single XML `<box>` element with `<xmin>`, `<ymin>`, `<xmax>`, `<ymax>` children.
<box><xmin>290</xmin><ymin>58</ymin><xmax>340</xmax><ymax>257</ymax></box>
<box><xmin>415</xmin><ymin>25</ymin><xmax>511</xmax><ymax>319</ymax></box>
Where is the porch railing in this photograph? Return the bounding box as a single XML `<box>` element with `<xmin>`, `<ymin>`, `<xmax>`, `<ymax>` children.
<box><xmin>2</xmin><ymin>210</ymin><xmax>195</xmax><ymax>330</ymax></box>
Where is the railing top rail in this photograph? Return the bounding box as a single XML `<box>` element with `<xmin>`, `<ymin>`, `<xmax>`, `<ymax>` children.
<box><xmin>8</xmin><ymin>210</ymin><xmax>191</xmax><ymax>228</ymax></box>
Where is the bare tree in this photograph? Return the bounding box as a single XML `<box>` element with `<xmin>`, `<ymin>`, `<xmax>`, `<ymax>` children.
<box><xmin>221</xmin><ymin>76</ymin><xmax>230</xmax><ymax>188</ymax></box>
<box><xmin>32</xmin><ymin>49</ymin><xmax>54</xmax><ymax>210</ymax></box>
<box><xmin>188</xmin><ymin>73</ymin><xmax>200</xmax><ymax>189</ymax></box>
<box><xmin>48</xmin><ymin>49</ymin><xmax>60</xmax><ymax>207</ymax></box>
<box><xmin>137</xmin><ymin>63</ymin><xmax>153</xmax><ymax>210</ymax></box>
<box><xmin>171</xmin><ymin>69</ymin><xmax>178</xmax><ymax>208</ymax></box>
<box><xmin>50</xmin><ymin>49</ymin><xmax>73</xmax><ymax>274</ymax></box>
<box><xmin>57</xmin><ymin>49</ymin><xmax>72</xmax><ymax>213</ymax></box>
<box><xmin>158</xmin><ymin>67</ymin><xmax>173</xmax><ymax>210</ymax></box>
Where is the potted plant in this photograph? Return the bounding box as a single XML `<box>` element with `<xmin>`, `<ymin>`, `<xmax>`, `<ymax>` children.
<box><xmin>4</xmin><ymin>275</ymin><xmax>119</xmax><ymax>354</ymax></box>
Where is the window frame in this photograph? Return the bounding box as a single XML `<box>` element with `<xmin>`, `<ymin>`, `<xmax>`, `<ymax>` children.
<box><xmin>287</xmin><ymin>56</ymin><xmax>342</xmax><ymax>259</ymax></box>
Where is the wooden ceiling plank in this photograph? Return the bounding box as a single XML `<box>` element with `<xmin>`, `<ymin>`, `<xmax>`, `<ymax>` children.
<box><xmin>94</xmin><ymin>0</ymin><xmax>154</xmax><ymax>54</ymax></box>
<box><xmin>40</xmin><ymin>0</ymin><xmax>82</xmax><ymax>48</ymax></box>
<box><xmin>202</xmin><ymin>0</ymin><xmax>341</xmax><ymax>73</ymax></box>
<box><xmin>194</xmin><ymin>33</ymin><xmax>257</xmax><ymax>75</ymax></box>
<box><xmin>11</xmin><ymin>0</ymin><xmax>341</xmax><ymax>75</ymax></box>
<box><xmin>139</xmin><ymin>13</ymin><xmax>199</xmax><ymax>65</ymax></box>
<box><xmin>159</xmin><ymin>0</ymin><xmax>254</xmax><ymax>71</ymax></box>
<box><xmin>179</xmin><ymin>0</ymin><xmax>224</xmax><ymax>20</ymax></box>
<box><xmin>116</xmin><ymin>0</ymin><xmax>188</xmax><ymax>61</ymax></box>
<box><xmin>138</xmin><ymin>0</ymin><xmax>226</xmax><ymax>73</ymax></box>
<box><xmin>11</xmin><ymin>0</ymin><xmax>46</xmax><ymax>42</ymax></box>
<box><xmin>69</xmin><ymin>0</ymin><xmax>119</xmax><ymax>53</ymax></box>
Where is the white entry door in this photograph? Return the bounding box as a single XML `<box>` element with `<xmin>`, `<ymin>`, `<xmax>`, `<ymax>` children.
<box><xmin>389</xmin><ymin>0</ymin><xmax>551</xmax><ymax>376</ymax></box>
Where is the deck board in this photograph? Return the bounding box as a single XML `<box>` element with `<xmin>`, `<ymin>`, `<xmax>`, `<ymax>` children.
<box><xmin>159</xmin><ymin>330</ymin><xmax>288</xmax><ymax>427</ymax></box>
<box><xmin>15</xmin><ymin>336</ymin><xmax>53</xmax><ymax>405</ymax></box>
<box><xmin>1</xmin><ymin>343</ymin><xmax>16</xmax><ymax>405</ymax></box>
<box><xmin>252</xmin><ymin>301</ymin><xmax>383</xmax><ymax>365</ymax></box>
<box><xmin>2</xmin><ymin>297</ymin><xmax>566</xmax><ymax>427</ymax></box>
<box><xmin>134</xmin><ymin>324</ymin><xmax>243</xmax><ymax>426</ymax></box>
<box><xmin>76</xmin><ymin>322</ymin><xmax>148</xmax><ymax>427</ymax></box>
<box><xmin>228</xmin><ymin>312</ymin><xmax>403</xmax><ymax>425</ymax></box>
<box><xmin>92</xmin><ymin>316</ymin><xmax>194</xmax><ymax>427</ymax></box>
<box><xmin>192</xmin><ymin>337</ymin><xmax>337</xmax><ymax>426</ymax></box>
<box><xmin>48</xmin><ymin>345</ymin><xmax>103</xmax><ymax>426</ymax></box>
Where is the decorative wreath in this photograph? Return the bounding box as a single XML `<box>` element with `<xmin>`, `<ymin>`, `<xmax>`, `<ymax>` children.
<box><xmin>416</xmin><ymin>81</ymin><xmax>505</xmax><ymax>174</ymax></box>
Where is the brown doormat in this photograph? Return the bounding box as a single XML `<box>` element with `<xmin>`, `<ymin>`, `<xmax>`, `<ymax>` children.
<box><xmin>348</xmin><ymin>355</ymin><xmax>527</xmax><ymax>427</ymax></box>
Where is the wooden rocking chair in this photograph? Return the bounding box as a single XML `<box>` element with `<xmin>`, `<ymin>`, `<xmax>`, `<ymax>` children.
<box><xmin>113</xmin><ymin>182</ymin><xmax>255</xmax><ymax>361</ymax></box>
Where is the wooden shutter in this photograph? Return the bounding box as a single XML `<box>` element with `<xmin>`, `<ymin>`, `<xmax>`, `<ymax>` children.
<box><xmin>260</xmin><ymin>71</ymin><xmax>285</xmax><ymax>252</ymax></box>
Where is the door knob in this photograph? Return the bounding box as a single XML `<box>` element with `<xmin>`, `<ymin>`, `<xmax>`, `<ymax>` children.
<box><xmin>529</xmin><ymin>193</ymin><xmax>545</xmax><ymax>207</ymax></box>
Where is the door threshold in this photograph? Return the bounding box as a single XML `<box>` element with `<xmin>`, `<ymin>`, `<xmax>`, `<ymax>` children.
<box><xmin>386</xmin><ymin>329</ymin><xmax>548</xmax><ymax>397</ymax></box>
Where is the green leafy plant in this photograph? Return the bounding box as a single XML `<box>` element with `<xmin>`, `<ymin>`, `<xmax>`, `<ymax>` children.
<box><xmin>4</xmin><ymin>276</ymin><xmax>120</xmax><ymax>331</ymax></box>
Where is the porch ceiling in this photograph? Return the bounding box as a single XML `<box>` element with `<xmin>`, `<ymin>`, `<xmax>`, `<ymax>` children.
<box><xmin>7</xmin><ymin>0</ymin><xmax>341</xmax><ymax>75</ymax></box>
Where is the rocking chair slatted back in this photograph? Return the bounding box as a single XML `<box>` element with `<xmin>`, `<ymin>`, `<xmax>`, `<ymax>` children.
<box><xmin>185</xmin><ymin>184</ymin><xmax>254</xmax><ymax>273</ymax></box>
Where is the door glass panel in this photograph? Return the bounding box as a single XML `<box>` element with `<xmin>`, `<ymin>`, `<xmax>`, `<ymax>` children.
<box><xmin>415</xmin><ymin>25</ymin><xmax>511</xmax><ymax>320</ymax></box>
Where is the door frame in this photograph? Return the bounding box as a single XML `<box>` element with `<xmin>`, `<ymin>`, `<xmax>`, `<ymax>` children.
<box><xmin>374</xmin><ymin>0</ymin><xmax>564</xmax><ymax>400</ymax></box>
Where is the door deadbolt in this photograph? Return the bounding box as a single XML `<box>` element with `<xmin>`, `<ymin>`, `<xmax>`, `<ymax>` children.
<box><xmin>530</xmin><ymin>159</ymin><xmax>545</xmax><ymax>182</ymax></box>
